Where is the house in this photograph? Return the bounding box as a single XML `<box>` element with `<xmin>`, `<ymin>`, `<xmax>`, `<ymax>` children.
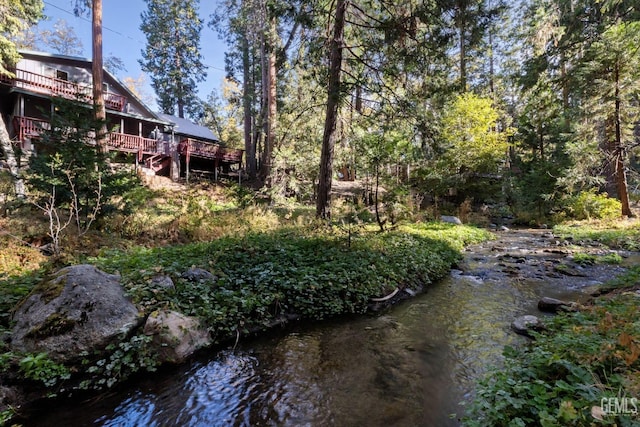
<box><xmin>0</xmin><ymin>50</ymin><xmax>243</xmax><ymax>180</ymax></box>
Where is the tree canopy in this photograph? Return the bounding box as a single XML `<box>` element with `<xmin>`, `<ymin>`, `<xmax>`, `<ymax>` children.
<box><xmin>140</xmin><ymin>0</ymin><xmax>207</xmax><ymax>119</ymax></box>
<box><xmin>0</xmin><ymin>0</ymin><xmax>43</xmax><ymax>75</ymax></box>
<box><xmin>5</xmin><ymin>0</ymin><xmax>639</xmax><ymax>220</ymax></box>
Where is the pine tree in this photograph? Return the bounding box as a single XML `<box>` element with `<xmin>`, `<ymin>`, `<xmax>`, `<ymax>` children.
<box><xmin>140</xmin><ymin>0</ymin><xmax>206</xmax><ymax>119</ymax></box>
<box><xmin>316</xmin><ymin>0</ymin><xmax>348</xmax><ymax>219</ymax></box>
<box><xmin>521</xmin><ymin>0</ymin><xmax>640</xmax><ymax>217</ymax></box>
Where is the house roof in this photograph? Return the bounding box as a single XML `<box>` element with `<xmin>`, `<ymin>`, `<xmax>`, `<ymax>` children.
<box><xmin>17</xmin><ymin>50</ymin><xmax>170</xmax><ymax>125</ymax></box>
<box><xmin>158</xmin><ymin>113</ymin><xmax>219</xmax><ymax>142</ymax></box>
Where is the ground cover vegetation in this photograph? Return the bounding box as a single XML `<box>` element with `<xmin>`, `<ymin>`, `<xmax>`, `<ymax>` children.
<box><xmin>1</xmin><ymin>0</ymin><xmax>640</xmax><ymax>423</ymax></box>
<box><xmin>464</xmin><ymin>222</ymin><xmax>640</xmax><ymax>427</ymax></box>
<box><xmin>0</xmin><ymin>178</ymin><xmax>491</xmax><ymax>415</ymax></box>
<box><xmin>0</xmin><ymin>114</ymin><xmax>493</xmax><ymax>410</ymax></box>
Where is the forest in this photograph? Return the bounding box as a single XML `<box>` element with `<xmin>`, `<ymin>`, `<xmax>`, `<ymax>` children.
<box><xmin>2</xmin><ymin>0</ymin><xmax>639</xmax><ymax>221</ymax></box>
<box><xmin>198</xmin><ymin>0</ymin><xmax>639</xmax><ymax>222</ymax></box>
<box><xmin>0</xmin><ymin>0</ymin><xmax>639</xmax><ymax>426</ymax></box>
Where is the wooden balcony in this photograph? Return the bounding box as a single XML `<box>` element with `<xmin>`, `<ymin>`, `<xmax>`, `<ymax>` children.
<box><xmin>0</xmin><ymin>69</ymin><xmax>126</xmax><ymax>112</ymax></box>
<box><xmin>219</xmin><ymin>147</ymin><xmax>244</xmax><ymax>163</ymax></box>
<box><xmin>178</xmin><ymin>138</ymin><xmax>243</xmax><ymax>164</ymax></box>
<box><xmin>107</xmin><ymin>133</ymin><xmax>159</xmax><ymax>154</ymax></box>
<box><xmin>12</xmin><ymin>116</ymin><xmax>51</xmax><ymax>141</ymax></box>
<box><xmin>179</xmin><ymin>138</ymin><xmax>219</xmax><ymax>159</ymax></box>
<box><xmin>12</xmin><ymin>116</ymin><xmax>161</xmax><ymax>155</ymax></box>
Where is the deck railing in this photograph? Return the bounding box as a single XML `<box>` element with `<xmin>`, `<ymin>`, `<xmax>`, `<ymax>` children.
<box><xmin>107</xmin><ymin>133</ymin><xmax>159</xmax><ymax>153</ymax></box>
<box><xmin>11</xmin><ymin>116</ymin><xmax>243</xmax><ymax>164</ymax></box>
<box><xmin>12</xmin><ymin>116</ymin><xmax>160</xmax><ymax>155</ymax></box>
<box><xmin>12</xmin><ymin>116</ymin><xmax>51</xmax><ymax>141</ymax></box>
<box><xmin>178</xmin><ymin>138</ymin><xmax>243</xmax><ymax>163</ymax></box>
<box><xmin>179</xmin><ymin>138</ymin><xmax>219</xmax><ymax>159</ymax></box>
<box><xmin>219</xmin><ymin>147</ymin><xmax>244</xmax><ymax>163</ymax></box>
<box><xmin>0</xmin><ymin>69</ymin><xmax>126</xmax><ymax>112</ymax></box>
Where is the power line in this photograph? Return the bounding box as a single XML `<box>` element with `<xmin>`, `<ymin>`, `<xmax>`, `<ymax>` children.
<box><xmin>42</xmin><ymin>0</ymin><xmax>226</xmax><ymax>72</ymax></box>
<box><xmin>43</xmin><ymin>1</ymin><xmax>144</xmax><ymax>45</ymax></box>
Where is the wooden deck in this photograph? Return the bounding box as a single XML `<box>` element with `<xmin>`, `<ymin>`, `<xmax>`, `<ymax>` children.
<box><xmin>107</xmin><ymin>132</ymin><xmax>160</xmax><ymax>154</ymax></box>
<box><xmin>12</xmin><ymin>115</ymin><xmax>160</xmax><ymax>155</ymax></box>
<box><xmin>12</xmin><ymin>116</ymin><xmax>51</xmax><ymax>141</ymax></box>
<box><xmin>1</xmin><ymin>69</ymin><xmax>126</xmax><ymax>111</ymax></box>
<box><xmin>178</xmin><ymin>138</ymin><xmax>243</xmax><ymax>164</ymax></box>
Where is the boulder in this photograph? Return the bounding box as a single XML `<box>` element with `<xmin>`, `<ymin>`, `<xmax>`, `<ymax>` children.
<box><xmin>150</xmin><ymin>274</ymin><xmax>175</xmax><ymax>291</ymax></box>
<box><xmin>538</xmin><ymin>297</ymin><xmax>575</xmax><ymax>313</ymax></box>
<box><xmin>553</xmin><ymin>263</ymin><xmax>587</xmax><ymax>277</ymax></box>
<box><xmin>143</xmin><ymin>310</ymin><xmax>211</xmax><ymax>364</ymax></box>
<box><xmin>181</xmin><ymin>267</ymin><xmax>216</xmax><ymax>283</ymax></box>
<box><xmin>511</xmin><ymin>315</ymin><xmax>544</xmax><ymax>337</ymax></box>
<box><xmin>440</xmin><ymin>215</ymin><xmax>462</xmax><ymax>225</ymax></box>
<box><xmin>11</xmin><ymin>265</ymin><xmax>141</xmax><ymax>362</ymax></box>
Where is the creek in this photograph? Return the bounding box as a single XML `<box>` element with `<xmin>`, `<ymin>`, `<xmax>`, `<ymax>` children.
<box><xmin>24</xmin><ymin>229</ymin><xmax>636</xmax><ymax>426</ymax></box>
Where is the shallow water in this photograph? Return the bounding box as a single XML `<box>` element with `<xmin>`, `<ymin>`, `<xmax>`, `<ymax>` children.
<box><xmin>26</xmin><ymin>229</ymin><xmax>622</xmax><ymax>426</ymax></box>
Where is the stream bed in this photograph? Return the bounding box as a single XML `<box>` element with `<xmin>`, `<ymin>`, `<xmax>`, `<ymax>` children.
<box><xmin>24</xmin><ymin>229</ymin><xmax>636</xmax><ymax>426</ymax></box>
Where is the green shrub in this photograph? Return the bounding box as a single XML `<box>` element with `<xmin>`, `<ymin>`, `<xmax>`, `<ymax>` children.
<box><xmin>599</xmin><ymin>252</ymin><xmax>622</xmax><ymax>265</ymax></box>
<box><xmin>573</xmin><ymin>252</ymin><xmax>623</xmax><ymax>266</ymax></box>
<box><xmin>83</xmin><ymin>334</ymin><xmax>157</xmax><ymax>390</ymax></box>
<box><xmin>567</xmin><ymin>189</ymin><xmax>621</xmax><ymax>220</ymax></box>
<box><xmin>91</xmin><ymin>222</ymin><xmax>491</xmax><ymax>338</ymax></box>
<box><xmin>573</xmin><ymin>252</ymin><xmax>596</xmax><ymax>266</ymax></box>
<box><xmin>554</xmin><ymin>221</ymin><xmax>640</xmax><ymax>251</ymax></box>
<box><xmin>19</xmin><ymin>352</ymin><xmax>70</xmax><ymax>387</ymax></box>
<box><xmin>464</xmin><ymin>268</ymin><xmax>640</xmax><ymax>426</ymax></box>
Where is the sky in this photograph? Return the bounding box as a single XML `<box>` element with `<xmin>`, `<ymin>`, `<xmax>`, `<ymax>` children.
<box><xmin>38</xmin><ymin>0</ymin><xmax>229</xmax><ymax>109</ymax></box>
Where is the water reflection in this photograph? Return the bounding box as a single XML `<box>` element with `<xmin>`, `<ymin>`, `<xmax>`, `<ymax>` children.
<box><xmin>27</xmin><ymin>231</ymin><xmax>600</xmax><ymax>426</ymax></box>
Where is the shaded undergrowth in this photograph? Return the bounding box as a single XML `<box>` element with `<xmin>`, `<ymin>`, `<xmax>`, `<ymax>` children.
<box><xmin>554</xmin><ymin>219</ymin><xmax>640</xmax><ymax>251</ymax></box>
<box><xmin>91</xmin><ymin>222</ymin><xmax>490</xmax><ymax>341</ymax></box>
<box><xmin>0</xmin><ymin>220</ymin><xmax>491</xmax><ymax>420</ymax></box>
<box><xmin>464</xmin><ymin>266</ymin><xmax>640</xmax><ymax>427</ymax></box>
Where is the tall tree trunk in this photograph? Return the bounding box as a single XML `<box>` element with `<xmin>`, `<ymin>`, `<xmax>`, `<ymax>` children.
<box><xmin>603</xmin><ymin>117</ymin><xmax>617</xmax><ymax>197</ymax></box>
<box><xmin>177</xmin><ymin>86</ymin><xmax>185</xmax><ymax>119</ymax></box>
<box><xmin>458</xmin><ymin>4</ymin><xmax>466</xmax><ymax>91</ymax></box>
<box><xmin>259</xmin><ymin>19</ymin><xmax>277</xmax><ymax>183</ymax></box>
<box><xmin>176</xmin><ymin>45</ymin><xmax>184</xmax><ymax>118</ymax></box>
<box><xmin>258</xmin><ymin>33</ymin><xmax>268</xmax><ymax>178</ymax></box>
<box><xmin>177</xmin><ymin>96</ymin><xmax>185</xmax><ymax>118</ymax></box>
<box><xmin>0</xmin><ymin>119</ymin><xmax>25</xmax><ymax>197</ymax></box>
<box><xmin>242</xmin><ymin>36</ymin><xmax>256</xmax><ymax>179</ymax></box>
<box><xmin>316</xmin><ymin>0</ymin><xmax>348</xmax><ymax>219</ymax></box>
<box><xmin>538</xmin><ymin>123</ymin><xmax>544</xmax><ymax>161</ymax></box>
<box><xmin>613</xmin><ymin>63</ymin><xmax>632</xmax><ymax>217</ymax></box>
<box><xmin>92</xmin><ymin>0</ymin><xmax>107</xmax><ymax>152</ymax></box>
<box><xmin>559</xmin><ymin>52</ymin><xmax>572</xmax><ymax>133</ymax></box>
<box><xmin>263</xmin><ymin>39</ymin><xmax>277</xmax><ymax>181</ymax></box>
<box><xmin>488</xmin><ymin>28</ymin><xmax>494</xmax><ymax>98</ymax></box>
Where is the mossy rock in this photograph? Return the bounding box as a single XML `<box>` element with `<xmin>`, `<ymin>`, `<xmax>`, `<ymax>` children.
<box><xmin>24</xmin><ymin>312</ymin><xmax>77</xmax><ymax>339</ymax></box>
<box><xmin>10</xmin><ymin>265</ymin><xmax>142</xmax><ymax>362</ymax></box>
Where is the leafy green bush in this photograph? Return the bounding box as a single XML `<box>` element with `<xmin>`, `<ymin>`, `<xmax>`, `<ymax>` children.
<box><xmin>573</xmin><ymin>252</ymin><xmax>622</xmax><ymax>266</ymax></box>
<box><xmin>19</xmin><ymin>352</ymin><xmax>70</xmax><ymax>387</ymax></box>
<box><xmin>464</xmin><ymin>268</ymin><xmax>640</xmax><ymax>426</ymax></box>
<box><xmin>91</xmin><ymin>222</ymin><xmax>490</xmax><ymax>341</ymax></box>
<box><xmin>572</xmin><ymin>252</ymin><xmax>596</xmax><ymax>266</ymax></box>
<box><xmin>82</xmin><ymin>334</ymin><xmax>157</xmax><ymax>390</ymax></box>
<box><xmin>554</xmin><ymin>221</ymin><xmax>640</xmax><ymax>251</ymax></box>
<box><xmin>599</xmin><ymin>252</ymin><xmax>622</xmax><ymax>265</ymax></box>
<box><xmin>227</xmin><ymin>183</ymin><xmax>256</xmax><ymax>208</ymax></box>
<box><xmin>567</xmin><ymin>189</ymin><xmax>621</xmax><ymax>220</ymax></box>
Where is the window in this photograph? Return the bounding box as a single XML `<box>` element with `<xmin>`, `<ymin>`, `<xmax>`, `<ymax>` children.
<box><xmin>56</xmin><ymin>70</ymin><xmax>68</xmax><ymax>81</ymax></box>
<box><xmin>102</xmin><ymin>83</ymin><xmax>109</xmax><ymax>93</ymax></box>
